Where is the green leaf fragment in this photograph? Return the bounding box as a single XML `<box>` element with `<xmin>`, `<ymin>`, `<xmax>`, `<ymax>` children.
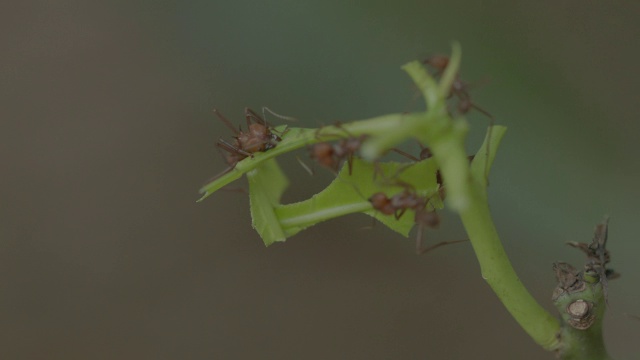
<box><xmin>247</xmin><ymin>158</ymin><xmax>289</xmax><ymax>246</ymax></box>
<box><xmin>274</xmin><ymin>157</ymin><xmax>443</xmax><ymax>239</ymax></box>
<box><xmin>470</xmin><ymin>126</ymin><xmax>507</xmax><ymax>189</ymax></box>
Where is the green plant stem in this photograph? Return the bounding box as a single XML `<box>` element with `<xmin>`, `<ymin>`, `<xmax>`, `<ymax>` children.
<box><xmin>198</xmin><ymin>42</ymin><xmax>615</xmax><ymax>356</ymax></box>
<box><xmin>399</xmin><ymin>47</ymin><xmax>562</xmax><ymax>350</ymax></box>
<box><xmin>459</xmin><ymin>182</ymin><xmax>561</xmax><ymax>350</ymax></box>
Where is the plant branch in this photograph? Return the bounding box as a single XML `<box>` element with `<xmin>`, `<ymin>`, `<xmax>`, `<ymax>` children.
<box><xmin>197</xmin><ymin>43</ymin><xmax>619</xmax><ymax>357</ymax></box>
<box><xmin>396</xmin><ymin>45</ymin><xmax>561</xmax><ymax>350</ymax></box>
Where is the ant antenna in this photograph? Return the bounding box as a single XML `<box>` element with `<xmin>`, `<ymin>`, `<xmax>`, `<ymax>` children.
<box><xmin>262</xmin><ymin>107</ymin><xmax>297</xmax><ymax>122</ymax></box>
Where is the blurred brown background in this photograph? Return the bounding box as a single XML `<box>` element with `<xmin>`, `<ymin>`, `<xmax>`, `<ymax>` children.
<box><xmin>2</xmin><ymin>1</ymin><xmax>639</xmax><ymax>359</ymax></box>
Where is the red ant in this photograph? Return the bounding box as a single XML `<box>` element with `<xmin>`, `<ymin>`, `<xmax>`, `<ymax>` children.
<box><xmin>309</xmin><ymin>134</ymin><xmax>368</xmax><ymax>175</ymax></box>
<box><xmin>206</xmin><ymin>107</ymin><xmax>287</xmax><ymax>182</ymax></box>
<box><xmin>308</xmin><ymin>123</ymin><xmax>420</xmax><ymax>176</ymax></box>
<box><xmin>423</xmin><ymin>54</ymin><xmax>494</xmax><ymax>119</ymax></box>
<box><xmin>403</xmin><ymin>143</ymin><xmax>475</xmax><ymax>201</ymax></box>
<box><xmin>422</xmin><ymin>55</ymin><xmax>450</xmax><ymax>77</ymax></box>
<box><xmin>423</xmin><ymin>55</ymin><xmax>494</xmax><ymax>182</ymax></box>
<box><xmin>368</xmin><ymin>182</ymin><xmax>466</xmax><ymax>254</ymax></box>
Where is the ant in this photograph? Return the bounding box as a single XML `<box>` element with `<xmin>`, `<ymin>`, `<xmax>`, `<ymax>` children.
<box><xmin>422</xmin><ymin>55</ymin><xmax>450</xmax><ymax>77</ymax></box>
<box><xmin>368</xmin><ymin>181</ymin><xmax>466</xmax><ymax>254</ymax></box>
<box><xmin>423</xmin><ymin>55</ymin><xmax>494</xmax><ymax>182</ymax></box>
<box><xmin>423</xmin><ymin>54</ymin><xmax>494</xmax><ymax>119</ymax></box>
<box><xmin>308</xmin><ymin>123</ymin><xmax>420</xmax><ymax>176</ymax></box>
<box><xmin>206</xmin><ymin>107</ymin><xmax>287</xmax><ymax>182</ymax></box>
<box><xmin>309</xmin><ymin>134</ymin><xmax>368</xmax><ymax>175</ymax></box>
<box><xmin>404</xmin><ymin>143</ymin><xmax>475</xmax><ymax>201</ymax></box>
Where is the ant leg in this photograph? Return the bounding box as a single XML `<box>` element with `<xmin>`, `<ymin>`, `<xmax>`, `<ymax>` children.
<box><xmin>271</xmin><ymin>125</ymin><xmax>290</xmax><ymax>139</ymax></box>
<box><xmin>244</xmin><ymin>107</ymin><xmax>266</xmax><ymax>127</ymax></box>
<box><xmin>414</xmin><ymin>208</ymin><xmax>464</xmax><ymax>254</ymax></box>
<box><xmin>313</xmin><ymin>126</ymin><xmax>325</xmax><ymax>140</ymax></box>
<box><xmin>394</xmin><ymin>208</ymin><xmax>407</xmax><ymax>220</ymax></box>
<box><xmin>415</xmin><ymin>223</ymin><xmax>425</xmax><ymax>254</ymax></box>
<box><xmin>418</xmin><ymin>239</ymin><xmax>469</xmax><ymax>255</ymax></box>
<box><xmin>346</xmin><ymin>153</ymin><xmax>354</xmax><ymax>175</ymax></box>
<box><xmin>451</xmin><ymin>77</ymin><xmax>491</xmax><ymax>103</ymax></box>
<box><xmin>213</xmin><ymin>108</ymin><xmax>240</xmax><ymax>135</ymax></box>
<box><xmin>202</xmin><ymin>163</ymin><xmax>237</xmax><ymax>185</ymax></box>
<box><xmin>217</xmin><ymin>139</ymin><xmax>253</xmax><ymax>158</ymax></box>
<box><xmin>467</xmin><ymin>103</ymin><xmax>494</xmax><ymax>121</ymax></box>
<box><xmin>389</xmin><ymin>148</ymin><xmax>420</xmax><ymax>162</ymax></box>
<box><xmin>372</xmin><ymin>161</ymin><xmax>386</xmax><ymax>181</ymax></box>
<box><xmin>333</xmin><ymin>121</ymin><xmax>353</xmax><ymax>136</ymax></box>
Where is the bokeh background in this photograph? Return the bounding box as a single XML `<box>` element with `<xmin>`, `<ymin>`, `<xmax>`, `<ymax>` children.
<box><xmin>2</xmin><ymin>1</ymin><xmax>639</xmax><ymax>359</ymax></box>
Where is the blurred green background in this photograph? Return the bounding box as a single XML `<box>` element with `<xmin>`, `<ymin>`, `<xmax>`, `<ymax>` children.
<box><xmin>2</xmin><ymin>1</ymin><xmax>639</xmax><ymax>359</ymax></box>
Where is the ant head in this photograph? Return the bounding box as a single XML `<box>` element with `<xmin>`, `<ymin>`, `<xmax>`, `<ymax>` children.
<box><xmin>423</xmin><ymin>55</ymin><xmax>450</xmax><ymax>74</ymax></box>
<box><xmin>368</xmin><ymin>192</ymin><xmax>395</xmax><ymax>215</ymax></box>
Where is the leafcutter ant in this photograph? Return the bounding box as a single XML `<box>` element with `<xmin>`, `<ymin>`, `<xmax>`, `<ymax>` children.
<box><xmin>308</xmin><ymin>123</ymin><xmax>420</xmax><ymax>176</ymax></box>
<box><xmin>309</xmin><ymin>134</ymin><xmax>368</xmax><ymax>175</ymax></box>
<box><xmin>422</xmin><ymin>54</ymin><xmax>450</xmax><ymax>77</ymax></box>
<box><xmin>368</xmin><ymin>181</ymin><xmax>466</xmax><ymax>254</ymax></box>
<box><xmin>206</xmin><ymin>107</ymin><xmax>287</xmax><ymax>182</ymax></box>
<box><xmin>401</xmin><ymin>143</ymin><xmax>476</xmax><ymax>201</ymax></box>
<box><xmin>423</xmin><ymin>54</ymin><xmax>494</xmax><ymax>120</ymax></box>
<box><xmin>423</xmin><ymin>55</ymin><xmax>494</xmax><ymax>181</ymax></box>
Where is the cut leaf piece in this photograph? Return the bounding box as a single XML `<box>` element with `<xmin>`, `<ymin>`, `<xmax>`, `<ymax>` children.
<box><xmin>274</xmin><ymin>157</ymin><xmax>443</xmax><ymax>239</ymax></box>
<box><xmin>247</xmin><ymin>158</ymin><xmax>290</xmax><ymax>246</ymax></box>
<box><xmin>469</xmin><ymin>125</ymin><xmax>507</xmax><ymax>188</ymax></box>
